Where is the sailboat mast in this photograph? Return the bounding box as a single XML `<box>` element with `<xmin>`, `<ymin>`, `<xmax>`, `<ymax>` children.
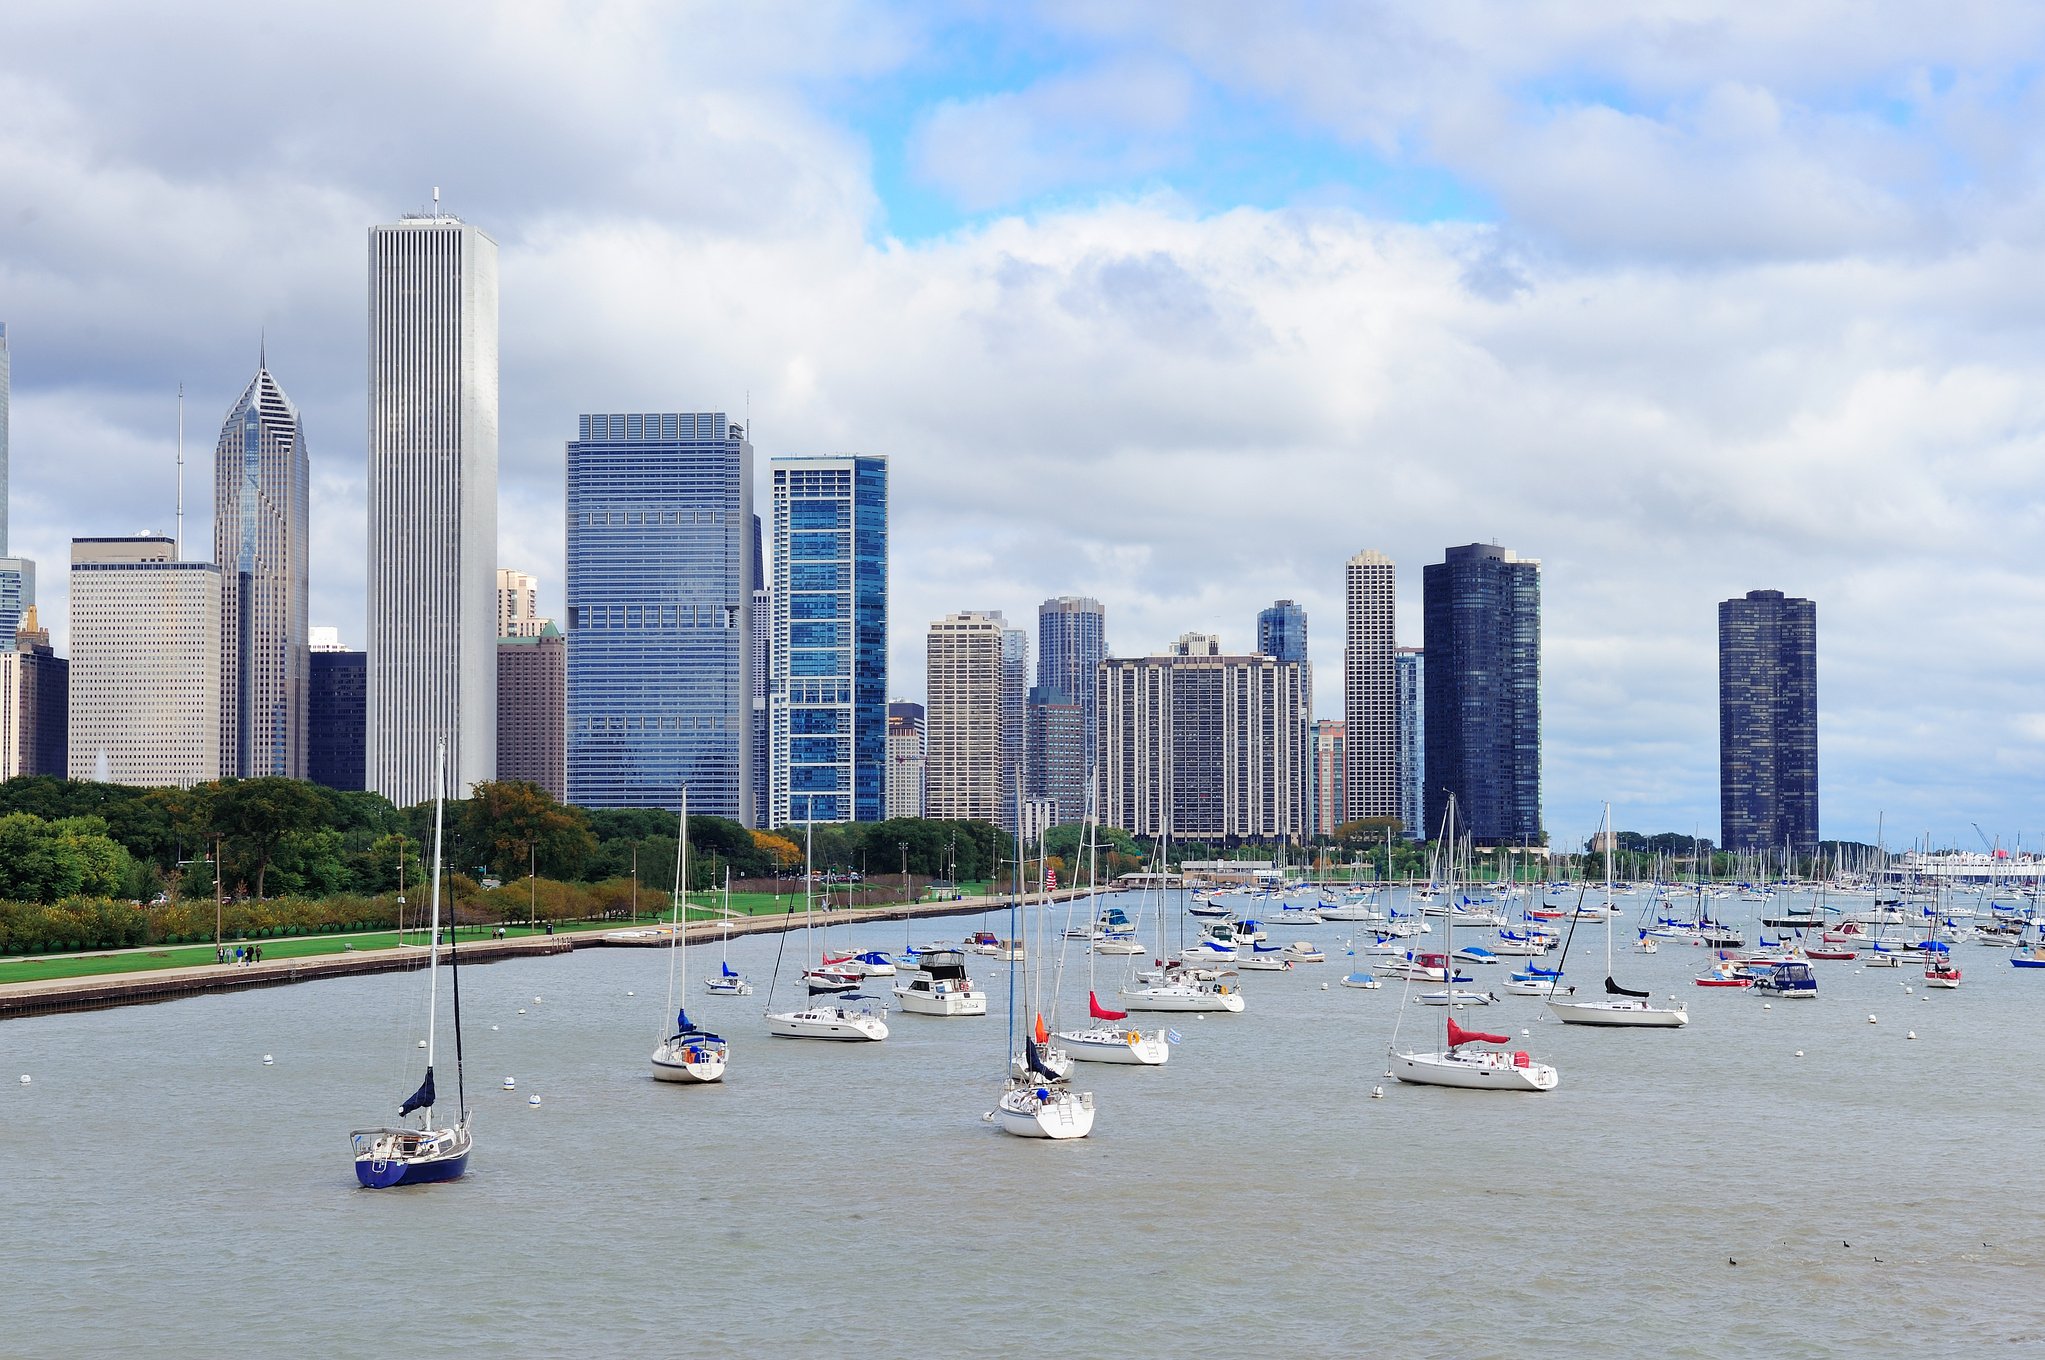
<box><xmin>666</xmin><ymin>787</ymin><xmax>688</xmax><ymax>1034</ymax></box>
<box><xmin>425</xmin><ymin>740</ymin><xmax>446</xmax><ymax>1080</ymax></box>
<box><xmin>1604</xmin><ymin>802</ymin><xmax>1615</xmax><ymax>975</ymax></box>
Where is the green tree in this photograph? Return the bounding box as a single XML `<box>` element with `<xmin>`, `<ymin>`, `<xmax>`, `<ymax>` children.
<box><xmin>203</xmin><ymin>777</ymin><xmax>326</xmax><ymax>898</ymax></box>
<box><xmin>456</xmin><ymin>780</ymin><xmax>597</xmax><ymax>881</ymax></box>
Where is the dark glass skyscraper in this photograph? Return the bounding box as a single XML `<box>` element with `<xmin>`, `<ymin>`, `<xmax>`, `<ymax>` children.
<box><xmin>1422</xmin><ymin>543</ymin><xmax>1540</xmax><ymax>845</ymax></box>
<box><xmin>1257</xmin><ymin>599</ymin><xmax>1307</xmax><ymax>665</ymax></box>
<box><xmin>1718</xmin><ymin>589</ymin><xmax>1817</xmax><ymax>854</ymax></box>
<box><xmin>771</xmin><ymin>454</ymin><xmax>887</xmax><ymax>824</ymax></box>
<box><xmin>1036</xmin><ymin>596</ymin><xmax>1105</xmax><ymax>783</ymax></box>
<box><xmin>565</xmin><ymin>413</ymin><xmax>752</xmax><ymax>817</ymax></box>
<box><xmin>308</xmin><ymin>647</ymin><xmax>366</xmax><ymax>792</ymax></box>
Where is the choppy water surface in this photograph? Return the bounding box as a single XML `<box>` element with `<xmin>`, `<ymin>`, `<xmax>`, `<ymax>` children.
<box><xmin>4</xmin><ymin>890</ymin><xmax>2041</xmax><ymax>1359</ymax></box>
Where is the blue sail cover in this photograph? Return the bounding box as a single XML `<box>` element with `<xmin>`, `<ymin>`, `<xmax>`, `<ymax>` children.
<box><xmin>677</xmin><ymin>1008</ymin><xmax>695</xmax><ymax>1033</ymax></box>
<box><xmin>1025</xmin><ymin>1038</ymin><xmax>1062</xmax><ymax>1081</ymax></box>
<box><xmin>399</xmin><ymin>1066</ymin><xmax>436</xmax><ymax>1116</ymax></box>
<box><xmin>720</xmin><ymin>962</ymin><xmax>739</xmax><ymax>977</ymax></box>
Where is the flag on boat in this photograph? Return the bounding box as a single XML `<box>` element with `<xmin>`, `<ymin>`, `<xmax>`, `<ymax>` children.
<box><xmin>399</xmin><ymin>1066</ymin><xmax>436</xmax><ymax>1116</ymax></box>
<box><xmin>1165</xmin><ymin>1028</ymin><xmax>1183</xmax><ymax>1045</ymax></box>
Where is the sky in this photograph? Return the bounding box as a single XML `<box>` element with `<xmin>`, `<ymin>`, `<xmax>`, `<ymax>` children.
<box><xmin>5</xmin><ymin>0</ymin><xmax>2045</xmax><ymax>849</ymax></box>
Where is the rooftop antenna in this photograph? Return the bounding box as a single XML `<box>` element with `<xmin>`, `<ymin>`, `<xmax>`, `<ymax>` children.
<box><xmin>175</xmin><ymin>383</ymin><xmax>185</xmax><ymax>561</ymax></box>
<box><xmin>433</xmin><ymin>185</ymin><xmax>441</xmax><ymax>213</ymax></box>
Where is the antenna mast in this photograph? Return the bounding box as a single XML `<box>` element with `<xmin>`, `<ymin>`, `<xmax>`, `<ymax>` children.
<box><xmin>175</xmin><ymin>384</ymin><xmax>185</xmax><ymax>561</ymax></box>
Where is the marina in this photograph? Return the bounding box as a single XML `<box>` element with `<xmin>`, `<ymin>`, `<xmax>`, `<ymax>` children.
<box><xmin>5</xmin><ymin>885</ymin><xmax>2041</xmax><ymax>1355</ymax></box>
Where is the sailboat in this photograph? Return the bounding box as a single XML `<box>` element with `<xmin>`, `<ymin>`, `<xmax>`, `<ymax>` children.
<box><xmin>1547</xmin><ymin>804</ymin><xmax>1690</xmax><ymax>1029</ymax></box>
<box><xmin>1055</xmin><ymin>813</ymin><xmax>1169</xmax><ymax>1064</ymax></box>
<box><xmin>651</xmin><ymin>789</ymin><xmax>728</xmax><ymax>1083</ymax></box>
<box><xmin>992</xmin><ymin>798</ymin><xmax>1095</xmax><ymax>1137</ymax></box>
<box><xmin>350</xmin><ymin>741</ymin><xmax>473</xmax><ymax>1187</ymax></box>
<box><xmin>765</xmin><ymin>822</ymin><xmax>888</xmax><ymax>1041</ymax></box>
<box><xmin>1119</xmin><ymin>829</ymin><xmax>1246</xmax><ymax>1013</ymax></box>
<box><xmin>1391</xmin><ymin>795</ymin><xmax>1559</xmax><ymax>1092</ymax></box>
<box><xmin>705</xmin><ymin>870</ymin><xmax>753</xmax><ymax>995</ymax></box>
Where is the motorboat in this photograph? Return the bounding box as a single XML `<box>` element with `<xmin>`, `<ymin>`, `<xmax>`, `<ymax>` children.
<box><xmin>823</xmin><ymin>949</ymin><xmax>897</xmax><ymax>978</ymax></box>
<box><xmin>891</xmin><ymin>949</ymin><xmax>988</xmax><ymax>1016</ymax></box>
<box><xmin>1750</xmin><ymin>961</ymin><xmax>1818</xmax><ymax>998</ymax></box>
<box><xmin>1381</xmin><ymin>951</ymin><xmax>1467</xmax><ymax>983</ymax></box>
<box><xmin>1417</xmin><ymin>988</ymin><xmax>1497</xmax><ymax>1006</ymax></box>
<box><xmin>1282</xmin><ymin>940</ymin><xmax>1326</xmax><ymax>963</ymax></box>
<box><xmin>766</xmin><ymin>997</ymin><xmax>890</xmax><ymax>1040</ymax></box>
<box><xmin>1453</xmin><ymin>945</ymin><xmax>1501</xmax><ymax>966</ymax></box>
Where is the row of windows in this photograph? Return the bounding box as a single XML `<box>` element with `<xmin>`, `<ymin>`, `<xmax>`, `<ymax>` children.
<box><xmin>572</xmin><ymin>713</ymin><xmax>739</xmax><ymax>732</ymax></box>
<box><xmin>567</xmin><ymin>604</ymin><xmax>739</xmax><ymax>629</ymax></box>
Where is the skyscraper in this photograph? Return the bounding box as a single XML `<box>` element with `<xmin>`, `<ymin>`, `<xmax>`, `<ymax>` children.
<box><xmin>497</xmin><ymin>568</ymin><xmax>545</xmax><ymax>637</ymax></box>
<box><xmin>749</xmin><ymin>513</ymin><xmax>770</xmax><ymax>828</ymax></box>
<box><xmin>308</xmin><ymin>628</ymin><xmax>366</xmax><ymax>792</ymax></box>
<box><xmin>1344</xmin><ymin>551</ymin><xmax>1397</xmax><ymax>826</ymax></box>
<box><xmin>69</xmin><ymin>535</ymin><xmax>223</xmax><ymax>787</ymax></box>
<box><xmin>1025</xmin><ymin>684</ymin><xmax>1085</xmax><ymax>826</ymax></box>
<box><xmin>885</xmin><ymin>700</ymin><xmax>926</xmax><ymax>819</ymax></box>
<box><xmin>770</xmin><ymin>454</ymin><xmax>887</xmax><ymax>825</ymax></box>
<box><xmin>366</xmin><ymin>210</ymin><xmax>498</xmax><ymax>805</ymax></box>
<box><xmin>0</xmin><ymin>607</ymin><xmax>67</xmax><ymax>779</ymax></box>
<box><xmin>925</xmin><ymin>611</ymin><xmax>1005</xmax><ymax>825</ymax></box>
<box><xmin>215</xmin><ymin>359</ymin><xmax>309</xmax><ymax>779</ymax></box>
<box><xmin>1394</xmin><ymin>647</ymin><xmax>1424</xmax><ymax>840</ymax></box>
<box><xmin>1311</xmin><ymin>718</ymin><xmax>1345</xmax><ymax>836</ymax></box>
<box><xmin>499</xmin><ymin>623</ymin><xmax>566</xmax><ymax>802</ymax></box>
<box><xmin>1097</xmin><ymin>643</ymin><xmax>1308</xmax><ymax>840</ymax></box>
<box><xmin>1719</xmin><ymin>589</ymin><xmax>1818</xmax><ymax>854</ymax></box>
<box><xmin>1422</xmin><ymin>543</ymin><xmax>1540</xmax><ymax>845</ymax></box>
<box><xmin>566</xmin><ymin>413</ymin><xmax>752</xmax><ymax>817</ymax></box>
<box><xmin>999</xmin><ymin>625</ymin><xmax>1027</xmax><ymax>830</ymax></box>
<box><xmin>1037</xmin><ymin>596</ymin><xmax>1105</xmax><ymax>777</ymax></box>
<box><xmin>0</xmin><ymin>324</ymin><xmax>34</xmax><ymax>641</ymax></box>
<box><xmin>1258</xmin><ymin>600</ymin><xmax>1307</xmax><ymax>666</ymax></box>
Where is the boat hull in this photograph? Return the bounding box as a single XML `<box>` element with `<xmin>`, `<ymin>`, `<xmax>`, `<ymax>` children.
<box><xmin>1546</xmin><ymin>1000</ymin><xmax>1689</xmax><ymax>1027</ymax></box>
<box><xmin>1117</xmin><ymin>986</ymin><xmax>1245</xmax><ymax>1013</ymax></box>
<box><xmin>1393</xmin><ymin>1050</ymin><xmax>1558</xmax><ymax>1092</ymax></box>
<box><xmin>1056</xmin><ymin>1027</ymin><xmax>1170</xmax><ymax>1065</ymax></box>
<box><xmin>765</xmin><ymin>1009</ymin><xmax>889</xmax><ymax>1040</ymax></box>
<box><xmin>994</xmin><ymin>1086</ymin><xmax>1096</xmax><ymax>1138</ymax></box>
<box><xmin>891</xmin><ymin>987</ymin><xmax>988</xmax><ymax>1016</ymax></box>
<box><xmin>650</xmin><ymin>1038</ymin><xmax>728</xmax><ymax>1083</ymax></box>
<box><xmin>350</xmin><ymin>1125</ymin><xmax>472</xmax><ymax>1188</ymax></box>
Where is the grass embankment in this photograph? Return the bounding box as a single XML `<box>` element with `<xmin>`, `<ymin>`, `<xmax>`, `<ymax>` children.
<box><xmin>0</xmin><ymin>885</ymin><xmax>989</xmax><ymax>986</ymax></box>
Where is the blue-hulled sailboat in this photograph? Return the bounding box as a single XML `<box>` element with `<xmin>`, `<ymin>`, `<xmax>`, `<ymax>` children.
<box><xmin>653</xmin><ymin>788</ymin><xmax>729</xmax><ymax>1083</ymax></box>
<box><xmin>351</xmin><ymin>741</ymin><xmax>472</xmax><ymax>1188</ymax></box>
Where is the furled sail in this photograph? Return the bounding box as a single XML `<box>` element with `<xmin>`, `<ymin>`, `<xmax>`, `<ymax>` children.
<box><xmin>399</xmin><ymin>1067</ymin><xmax>436</xmax><ymax>1116</ymax></box>
<box><xmin>1445</xmin><ymin>1017</ymin><xmax>1509</xmax><ymax>1047</ymax></box>
<box><xmin>1605</xmin><ymin>976</ymin><xmax>1650</xmax><ymax>998</ymax></box>
<box><xmin>1024</xmin><ymin>1038</ymin><xmax>1062</xmax><ymax>1081</ymax></box>
<box><xmin>1089</xmin><ymin>991</ymin><xmax>1127</xmax><ymax>1022</ymax></box>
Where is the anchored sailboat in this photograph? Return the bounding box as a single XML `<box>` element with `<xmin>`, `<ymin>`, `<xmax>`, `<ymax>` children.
<box><xmin>1547</xmin><ymin>804</ymin><xmax>1689</xmax><ymax>1029</ymax></box>
<box><xmin>350</xmin><ymin>741</ymin><xmax>473</xmax><ymax>1186</ymax></box>
<box><xmin>651</xmin><ymin>788</ymin><xmax>728</xmax><ymax>1083</ymax></box>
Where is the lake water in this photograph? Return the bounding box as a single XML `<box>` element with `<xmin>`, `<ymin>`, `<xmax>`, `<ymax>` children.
<box><xmin>4</xmin><ymin>889</ymin><xmax>2040</xmax><ymax>1358</ymax></box>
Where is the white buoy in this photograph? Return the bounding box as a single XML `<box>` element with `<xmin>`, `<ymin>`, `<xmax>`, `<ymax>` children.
<box><xmin>417</xmin><ymin>1038</ymin><xmax>427</xmax><ymax>1048</ymax></box>
<box><xmin>1522</xmin><ymin>1029</ymin><xmax>1531</xmax><ymax>1037</ymax></box>
<box><xmin>501</xmin><ymin>1076</ymin><xmax>516</xmax><ymax>1090</ymax></box>
<box><xmin>263</xmin><ymin>1054</ymin><xmax>274</xmax><ymax>1065</ymax></box>
<box><xmin>527</xmin><ymin>1094</ymin><xmax>542</xmax><ymax>1107</ymax></box>
<box><xmin>1319</xmin><ymin>982</ymin><xmax>1328</xmax><ymax>990</ymax></box>
<box><xmin>18</xmin><ymin>1074</ymin><xmax>28</xmax><ymax>1085</ymax></box>
<box><xmin>517</xmin><ymin>1008</ymin><xmax>527</xmax><ymax>1015</ymax></box>
<box><xmin>626</xmin><ymin>991</ymin><xmax>635</xmax><ymax>997</ymax></box>
<box><xmin>534</xmin><ymin>996</ymin><xmax>542</xmax><ymax>1004</ymax></box>
<box><xmin>1868</xmin><ymin>1014</ymin><xmax>1878</xmax><ymax>1024</ymax></box>
<box><xmin>1794</xmin><ymin>1050</ymin><xmax>1804</xmax><ymax>1058</ymax></box>
<box><xmin>490</xmin><ymin>1024</ymin><xmax>500</xmax><ymax>1031</ymax></box>
<box><xmin>1903</xmin><ymin>986</ymin><xmax>1913</xmax><ymax>995</ymax></box>
<box><xmin>1763</xmin><ymin>1002</ymin><xmax>1772</xmax><ymax>1009</ymax></box>
<box><xmin>1371</xmin><ymin>1085</ymin><xmax>1385</xmax><ymax>1099</ymax></box>
<box><xmin>1907</xmin><ymin>1030</ymin><xmax>1918</xmax><ymax>1040</ymax></box>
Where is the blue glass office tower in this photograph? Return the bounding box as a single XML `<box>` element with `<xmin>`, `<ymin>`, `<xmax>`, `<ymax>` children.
<box><xmin>1719</xmin><ymin>589</ymin><xmax>1817</xmax><ymax>855</ymax></box>
<box><xmin>565</xmin><ymin>413</ymin><xmax>752</xmax><ymax>817</ymax></box>
<box><xmin>771</xmin><ymin>455</ymin><xmax>886</xmax><ymax>825</ymax></box>
<box><xmin>1422</xmin><ymin>544</ymin><xmax>1540</xmax><ymax>845</ymax></box>
<box><xmin>1258</xmin><ymin>600</ymin><xmax>1307</xmax><ymax>666</ymax></box>
<box><xmin>1036</xmin><ymin>597</ymin><xmax>1104</xmax><ymax>789</ymax></box>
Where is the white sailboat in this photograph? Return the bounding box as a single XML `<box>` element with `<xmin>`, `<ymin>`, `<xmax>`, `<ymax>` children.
<box><xmin>1391</xmin><ymin>795</ymin><xmax>1559</xmax><ymax>1093</ymax></box>
<box><xmin>652</xmin><ymin>789</ymin><xmax>728</xmax><ymax>1083</ymax></box>
<box><xmin>351</xmin><ymin>740</ymin><xmax>475</xmax><ymax>1186</ymax></box>
<box><xmin>765</xmin><ymin>822</ymin><xmax>888</xmax><ymax>1041</ymax></box>
<box><xmin>1119</xmin><ymin>829</ymin><xmax>1246</xmax><ymax>1013</ymax></box>
<box><xmin>993</xmin><ymin>793</ymin><xmax>1095</xmax><ymax>1137</ymax></box>
<box><xmin>1056</xmin><ymin>813</ymin><xmax>1170</xmax><ymax>1065</ymax></box>
<box><xmin>1547</xmin><ymin>803</ymin><xmax>1689</xmax><ymax>1029</ymax></box>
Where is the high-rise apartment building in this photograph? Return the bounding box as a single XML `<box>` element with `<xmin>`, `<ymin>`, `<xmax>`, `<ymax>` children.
<box><xmin>885</xmin><ymin>700</ymin><xmax>926</xmax><ymax>819</ymax></box>
<box><xmin>1025</xmin><ymin>684</ymin><xmax>1086</xmax><ymax>827</ymax></box>
<box><xmin>499</xmin><ymin>623</ymin><xmax>566</xmax><ymax>802</ymax></box>
<box><xmin>1719</xmin><ymin>589</ymin><xmax>1818</xmax><ymax>854</ymax></box>
<box><xmin>497</xmin><ymin>568</ymin><xmax>547</xmax><ymax>638</ymax></box>
<box><xmin>566</xmin><ymin>413</ymin><xmax>752</xmax><ymax>817</ymax></box>
<box><xmin>308</xmin><ymin>628</ymin><xmax>366</xmax><ymax>792</ymax></box>
<box><xmin>215</xmin><ymin>360</ymin><xmax>309</xmax><ymax>779</ymax></box>
<box><xmin>366</xmin><ymin>210</ymin><xmax>499</xmax><ymax>805</ymax></box>
<box><xmin>0</xmin><ymin>607</ymin><xmax>66</xmax><ymax>778</ymax></box>
<box><xmin>770</xmin><ymin>454</ymin><xmax>886</xmax><ymax>825</ymax></box>
<box><xmin>1344</xmin><ymin>551</ymin><xmax>1397</xmax><ymax>825</ymax></box>
<box><xmin>925</xmin><ymin>611</ymin><xmax>1006</xmax><ymax>825</ymax></box>
<box><xmin>69</xmin><ymin>535</ymin><xmax>223</xmax><ymax>787</ymax></box>
<box><xmin>1311</xmin><ymin>718</ymin><xmax>1345</xmax><ymax>836</ymax></box>
<box><xmin>1097</xmin><ymin>644</ymin><xmax>1308</xmax><ymax>840</ymax></box>
<box><xmin>1037</xmin><ymin>596</ymin><xmax>1105</xmax><ymax>779</ymax></box>
<box><xmin>0</xmin><ymin>320</ymin><xmax>8</xmax><ymax>555</ymax></box>
<box><xmin>749</xmin><ymin>515</ymin><xmax>770</xmax><ymax>828</ymax></box>
<box><xmin>1394</xmin><ymin>647</ymin><xmax>1424</xmax><ymax>840</ymax></box>
<box><xmin>1422</xmin><ymin>543</ymin><xmax>1540</xmax><ymax>845</ymax></box>
<box><xmin>999</xmin><ymin>625</ymin><xmax>1027</xmax><ymax>830</ymax></box>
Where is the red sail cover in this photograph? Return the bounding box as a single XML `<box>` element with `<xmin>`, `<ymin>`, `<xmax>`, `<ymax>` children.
<box><xmin>1090</xmin><ymin>991</ymin><xmax>1128</xmax><ymax>1022</ymax></box>
<box><xmin>1446</xmin><ymin>1016</ymin><xmax>1510</xmax><ymax>1047</ymax></box>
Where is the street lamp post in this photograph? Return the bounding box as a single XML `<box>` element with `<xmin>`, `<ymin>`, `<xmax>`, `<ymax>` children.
<box><xmin>528</xmin><ymin>840</ymin><xmax>537</xmax><ymax>931</ymax></box>
<box><xmin>213</xmin><ymin>834</ymin><xmax>224</xmax><ymax>960</ymax></box>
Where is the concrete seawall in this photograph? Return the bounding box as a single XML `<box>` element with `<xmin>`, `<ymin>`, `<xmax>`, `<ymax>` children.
<box><xmin>0</xmin><ymin>889</ymin><xmax>1098</xmax><ymax>1020</ymax></box>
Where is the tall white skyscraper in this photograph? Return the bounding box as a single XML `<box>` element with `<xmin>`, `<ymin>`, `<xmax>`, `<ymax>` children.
<box><xmin>215</xmin><ymin>358</ymin><xmax>309</xmax><ymax>779</ymax></box>
<box><xmin>0</xmin><ymin>321</ymin><xmax>9</xmax><ymax>554</ymax></box>
<box><xmin>925</xmin><ymin>611</ymin><xmax>1006</xmax><ymax>825</ymax></box>
<box><xmin>366</xmin><ymin>210</ymin><xmax>499</xmax><ymax>805</ymax></box>
<box><xmin>1344</xmin><ymin>549</ymin><xmax>1397</xmax><ymax>823</ymax></box>
<box><xmin>69</xmin><ymin>535</ymin><xmax>223</xmax><ymax>788</ymax></box>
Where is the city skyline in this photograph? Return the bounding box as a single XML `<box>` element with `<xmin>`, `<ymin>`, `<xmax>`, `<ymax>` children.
<box><xmin>7</xmin><ymin>9</ymin><xmax>2045</xmax><ymax>844</ymax></box>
